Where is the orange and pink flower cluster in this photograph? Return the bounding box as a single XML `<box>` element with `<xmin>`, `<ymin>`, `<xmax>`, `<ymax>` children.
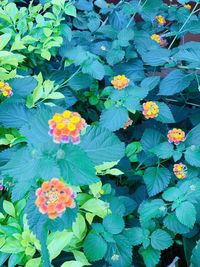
<box><xmin>173</xmin><ymin>163</ymin><xmax>187</xmax><ymax>179</ymax></box>
<box><xmin>142</xmin><ymin>101</ymin><xmax>159</xmax><ymax>119</ymax></box>
<box><xmin>0</xmin><ymin>82</ymin><xmax>12</xmax><ymax>97</ymax></box>
<box><xmin>167</xmin><ymin>128</ymin><xmax>186</xmax><ymax>145</ymax></box>
<box><xmin>48</xmin><ymin>110</ymin><xmax>86</xmax><ymax>144</ymax></box>
<box><xmin>111</xmin><ymin>75</ymin><xmax>130</xmax><ymax>90</ymax></box>
<box><xmin>35</xmin><ymin>178</ymin><xmax>76</xmax><ymax>219</ymax></box>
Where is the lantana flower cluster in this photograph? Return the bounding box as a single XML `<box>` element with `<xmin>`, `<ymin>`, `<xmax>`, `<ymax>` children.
<box><xmin>167</xmin><ymin>128</ymin><xmax>186</xmax><ymax>145</ymax></box>
<box><xmin>142</xmin><ymin>101</ymin><xmax>159</xmax><ymax>119</ymax></box>
<box><xmin>184</xmin><ymin>4</ymin><xmax>191</xmax><ymax>9</ymax></box>
<box><xmin>48</xmin><ymin>110</ymin><xmax>86</xmax><ymax>144</ymax></box>
<box><xmin>151</xmin><ymin>34</ymin><xmax>167</xmax><ymax>47</ymax></box>
<box><xmin>111</xmin><ymin>75</ymin><xmax>130</xmax><ymax>90</ymax></box>
<box><xmin>35</xmin><ymin>178</ymin><xmax>76</xmax><ymax>219</ymax></box>
<box><xmin>173</xmin><ymin>163</ymin><xmax>187</xmax><ymax>179</ymax></box>
<box><xmin>0</xmin><ymin>82</ymin><xmax>12</xmax><ymax>97</ymax></box>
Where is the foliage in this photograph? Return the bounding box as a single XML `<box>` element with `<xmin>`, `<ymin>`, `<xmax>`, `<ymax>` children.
<box><xmin>0</xmin><ymin>0</ymin><xmax>200</xmax><ymax>266</ymax></box>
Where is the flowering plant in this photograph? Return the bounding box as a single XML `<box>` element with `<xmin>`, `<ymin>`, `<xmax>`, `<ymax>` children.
<box><xmin>0</xmin><ymin>0</ymin><xmax>200</xmax><ymax>267</ymax></box>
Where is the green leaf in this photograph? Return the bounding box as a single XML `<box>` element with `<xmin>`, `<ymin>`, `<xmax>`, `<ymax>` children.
<box><xmin>25</xmin><ymin>258</ymin><xmax>41</xmax><ymax>267</ymax></box>
<box><xmin>106</xmin><ymin>49</ymin><xmax>125</xmax><ymax>65</ymax></box>
<box><xmin>191</xmin><ymin>240</ymin><xmax>200</xmax><ymax>267</ymax></box>
<box><xmin>125</xmin><ymin>141</ymin><xmax>142</xmax><ymax>162</ymax></box>
<box><xmin>81</xmin><ymin>199</ymin><xmax>109</xmax><ymax>218</ymax></box>
<box><xmin>139</xmin><ymin>246</ymin><xmax>161</xmax><ymax>267</ymax></box>
<box><xmin>103</xmin><ymin>214</ymin><xmax>124</xmax><ymax>234</ymax></box>
<box><xmin>139</xmin><ymin>199</ymin><xmax>166</xmax><ymax>224</ymax></box>
<box><xmin>58</xmin><ymin>144</ymin><xmax>99</xmax><ymax>186</ymax></box>
<box><xmin>48</xmin><ymin>231</ymin><xmax>74</xmax><ymax>260</ymax></box>
<box><xmin>159</xmin><ymin>70</ymin><xmax>193</xmax><ymax>96</ymax></box>
<box><xmin>65</xmin><ymin>4</ymin><xmax>76</xmax><ymax>17</ymax></box>
<box><xmin>0</xmin><ymin>238</ymin><xmax>24</xmax><ymax>253</ymax></box>
<box><xmin>143</xmin><ymin>167</ymin><xmax>172</xmax><ymax>197</ymax></box>
<box><xmin>185</xmin><ymin>123</ymin><xmax>200</xmax><ymax>147</ymax></box>
<box><xmin>142</xmin><ymin>48</ymin><xmax>170</xmax><ymax>66</ymax></box>
<box><xmin>0</xmin><ymin>33</ymin><xmax>11</xmax><ymax>50</ymax></box>
<box><xmin>72</xmin><ymin>213</ymin><xmax>86</xmax><ymax>239</ymax></box>
<box><xmin>79</xmin><ymin>126</ymin><xmax>125</xmax><ymax>165</ymax></box>
<box><xmin>162</xmin><ymin>187</ymin><xmax>181</xmax><ymax>202</ymax></box>
<box><xmin>82</xmin><ymin>60</ymin><xmax>105</xmax><ymax>80</ymax></box>
<box><xmin>175</xmin><ymin>201</ymin><xmax>196</xmax><ymax>228</ymax></box>
<box><xmin>100</xmin><ymin>106</ymin><xmax>129</xmax><ymax>131</ymax></box>
<box><xmin>61</xmin><ymin>262</ymin><xmax>83</xmax><ymax>267</ymax></box>
<box><xmin>117</xmin><ymin>28</ymin><xmax>134</xmax><ymax>46</ymax></box>
<box><xmin>124</xmin><ymin>227</ymin><xmax>144</xmax><ymax>246</ymax></box>
<box><xmin>83</xmin><ymin>232</ymin><xmax>107</xmax><ymax>261</ymax></box>
<box><xmin>141</xmin><ymin>128</ymin><xmax>161</xmax><ymax>151</ymax></box>
<box><xmin>150</xmin><ymin>229</ymin><xmax>173</xmax><ymax>250</ymax></box>
<box><xmin>141</xmin><ymin>76</ymin><xmax>160</xmax><ymax>91</ymax></box>
<box><xmin>150</xmin><ymin>142</ymin><xmax>174</xmax><ymax>159</ymax></box>
<box><xmin>155</xmin><ymin>102</ymin><xmax>175</xmax><ymax>123</ymax></box>
<box><xmin>68</xmin><ymin>73</ymin><xmax>92</xmax><ymax>90</ymax></box>
<box><xmin>185</xmin><ymin>147</ymin><xmax>200</xmax><ymax>167</ymax></box>
<box><xmin>163</xmin><ymin>213</ymin><xmax>189</xmax><ymax>234</ymax></box>
<box><xmin>3</xmin><ymin>200</ymin><xmax>15</xmax><ymax>217</ymax></box>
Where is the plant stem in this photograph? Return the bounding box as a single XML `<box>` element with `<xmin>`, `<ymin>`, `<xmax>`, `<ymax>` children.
<box><xmin>168</xmin><ymin>1</ymin><xmax>199</xmax><ymax>50</ymax></box>
<box><xmin>126</xmin><ymin>0</ymin><xmax>147</xmax><ymax>28</ymax></box>
<box><xmin>59</xmin><ymin>66</ymin><xmax>82</xmax><ymax>89</ymax></box>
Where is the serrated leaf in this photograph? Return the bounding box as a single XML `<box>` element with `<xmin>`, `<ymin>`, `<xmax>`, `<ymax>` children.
<box><xmin>103</xmin><ymin>214</ymin><xmax>124</xmax><ymax>234</ymax></box>
<box><xmin>151</xmin><ymin>229</ymin><xmax>173</xmax><ymax>250</ymax></box>
<box><xmin>150</xmin><ymin>142</ymin><xmax>174</xmax><ymax>159</ymax></box>
<box><xmin>162</xmin><ymin>187</ymin><xmax>182</xmax><ymax>202</ymax></box>
<box><xmin>141</xmin><ymin>128</ymin><xmax>162</xmax><ymax>151</ymax></box>
<box><xmin>100</xmin><ymin>106</ymin><xmax>129</xmax><ymax>131</ymax></box>
<box><xmin>163</xmin><ymin>213</ymin><xmax>189</xmax><ymax>234</ymax></box>
<box><xmin>143</xmin><ymin>167</ymin><xmax>171</xmax><ymax>197</ymax></box>
<box><xmin>159</xmin><ymin>70</ymin><xmax>193</xmax><ymax>96</ymax></box>
<box><xmin>185</xmin><ymin>147</ymin><xmax>200</xmax><ymax>167</ymax></box>
<box><xmin>79</xmin><ymin>126</ymin><xmax>125</xmax><ymax>165</ymax></box>
<box><xmin>176</xmin><ymin>201</ymin><xmax>196</xmax><ymax>228</ymax></box>
<box><xmin>139</xmin><ymin>246</ymin><xmax>161</xmax><ymax>267</ymax></box>
<box><xmin>124</xmin><ymin>227</ymin><xmax>144</xmax><ymax>246</ymax></box>
<box><xmin>191</xmin><ymin>240</ymin><xmax>200</xmax><ymax>267</ymax></box>
<box><xmin>142</xmin><ymin>48</ymin><xmax>170</xmax><ymax>66</ymax></box>
<box><xmin>156</xmin><ymin>102</ymin><xmax>175</xmax><ymax>123</ymax></box>
<box><xmin>185</xmin><ymin>123</ymin><xmax>200</xmax><ymax>147</ymax></box>
<box><xmin>83</xmin><ymin>232</ymin><xmax>107</xmax><ymax>261</ymax></box>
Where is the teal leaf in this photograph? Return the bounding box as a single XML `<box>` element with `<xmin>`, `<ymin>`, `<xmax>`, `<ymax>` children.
<box><xmin>82</xmin><ymin>60</ymin><xmax>105</xmax><ymax>80</ymax></box>
<box><xmin>103</xmin><ymin>214</ymin><xmax>124</xmax><ymax>234</ymax></box>
<box><xmin>143</xmin><ymin>167</ymin><xmax>171</xmax><ymax>197</ymax></box>
<box><xmin>124</xmin><ymin>227</ymin><xmax>144</xmax><ymax>246</ymax></box>
<box><xmin>139</xmin><ymin>246</ymin><xmax>161</xmax><ymax>267</ymax></box>
<box><xmin>175</xmin><ymin>201</ymin><xmax>196</xmax><ymax>228</ymax></box>
<box><xmin>185</xmin><ymin>147</ymin><xmax>200</xmax><ymax>167</ymax></box>
<box><xmin>150</xmin><ymin>229</ymin><xmax>173</xmax><ymax>250</ymax></box>
<box><xmin>57</xmin><ymin>144</ymin><xmax>99</xmax><ymax>186</ymax></box>
<box><xmin>142</xmin><ymin>48</ymin><xmax>171</xmax><ymax>66</ymax></box>
<box><xmin>163</xmin><ymin>213</ymin><xmax>189</xmax><ymax>234</ymax></box>
<box><xmin>79</xmin><ymin>126</ymin><xmax>125</xmax><ymax>165</ymax></box>
<box><xmin>191</xmin><ymin>240</ymin><xmax>200</xmax><ymax>267</ymax></box>
<box><xmin>83</xmin><ymin>232</ymin><xmax>107</xmax><ymax>261</ymax></box>
<box><xmin>155</xmin><ymin>102</ymin><xmax>175</xmax><ymax>123</ymax></box>
<box><xmin>150</xmin><ymin>142</ymin><xmax>174</xmax><ymax>159</ymax></box>
<box><xmin>185</xmin><ymin>123</ymin><xmax>200</xmax><ymax>147</ymax></box>
<box><xmin>159</xmin><ymin>70</ymin><xmax>193</xmax><ymax>96</ymax></box>
<box><xmin>100</xmin><ymin>106</ymin><xmax>129</xmax><ymax>131</ymax></box>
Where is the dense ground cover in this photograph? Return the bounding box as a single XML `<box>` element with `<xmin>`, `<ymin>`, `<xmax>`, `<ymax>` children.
<box><xmin>0</xmin><ymin>0</ymin><xmax>200</xmax><ymax>266</ymax></box>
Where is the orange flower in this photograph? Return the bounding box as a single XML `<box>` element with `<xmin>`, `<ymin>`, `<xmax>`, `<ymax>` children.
<box><xmin>123</xmin><ymin>118</ymin><xmax>133</xmax><ymax>129</ymax></box>
<box><xmin>35</xmin><ymin>178</ymin><xmax>76</xmax><ymax>219</ymax></box>
<box><xmin>142</xmin><ymin>101</ymin><xmax>159</xmax><ymax>119</ymax></box>
<box><xmin>167</xmin><ymin>128</ymin><xmax>185</xmax><ymax>145</ymax></box>
<box><xmin>0</xmin><ymin>81</ymin><xmax>12</xmax><ymax>97</ymax></box>
<box><xmin>111</xmin><ymin>75</ymin><xmax>129</xmax><ymax>90</ymax></box>
<box><xmin>48</xmin><ymin>110</ymin><xmax>86</xmax><ymax>144</ymax></box>
<box><xmin>155</xmin><ymin>15</ymin><xmax>166</xmax><ymax>26</ymax></box>
<box><xmin>173</xmin><ymin>163</ymin><xmax>187</xmax><ymax>179</ymax></box>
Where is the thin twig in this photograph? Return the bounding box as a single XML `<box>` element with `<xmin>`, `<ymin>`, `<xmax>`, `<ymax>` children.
<box><xmin>168</xmin><ymin>1</ymin><xmax>199</xmax><ymax>50</ymax></box>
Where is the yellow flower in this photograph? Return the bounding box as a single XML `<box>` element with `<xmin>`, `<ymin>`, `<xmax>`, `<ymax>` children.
<box><xmin>167</xmin><ymin>128</ymin><xmax>186</xmax><ymax>145</ymax></box>
<box><xmin>156</xmin><ymin>15</ymin><xmax>166</xmax><ymax>25</ymax></box>
<box><xmin>151</xmin><ymin>34</ymin><xmax>161</xmax><ymax>43</ymax></box>
<box><xmin>184</xmin><ymin>4</ymin><xmax>191</xmax><ymax>9</ymax></box>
